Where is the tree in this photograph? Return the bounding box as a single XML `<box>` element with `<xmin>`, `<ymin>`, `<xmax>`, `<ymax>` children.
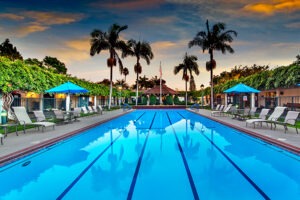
<box><xmin>122</xmin><ymin>67</ymin><xmax>129</xmax><ymax>82</ymax></box>
<box><xmin>174</xmin><ymin>53</ymin><xmax>200</xmax><ymax>107</ymax></box>
<box><xmin>90</xmin><ymin>23</ymin><xmax>129</xmax><ymax>109</ymax></box>
<box><xmin>43</xmin><ymin>56</ymin><xmax>67</xmax><ymax>74</ymax></box>
<box><xmin>189</xmin><ymin>20</ymin><xmax>237</xmax><ymax>109</ymax></box>
<box><xmin>293</xmin><ymin>54</ymin><xmax>300</xmax><ymax>65</ymax></box>
<box><xmin>97</xmin><ymin>78</ymin><xmax>111</xmax><ymax>86</ymax></box>
<box><xmin>0</xmin><ymin>38</ymin><xmax>23</xmax><ymax>60</ymax></box>
<box><xmin>149</xmin><ymin>75</ymin><xmax>166</xmax><ymax>86</ymax></box>
<box><xmin>25</xmin><ymin>58</ymin><xmax>44</xmax><ymax>68</ymax></box>
<box><xmin>124</xmin><ymin>39</ymin><xmax>154</xmax><ymax>106</ymax></box>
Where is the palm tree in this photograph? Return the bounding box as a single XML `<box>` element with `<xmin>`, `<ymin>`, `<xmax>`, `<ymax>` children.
<box><xmin>124</xmin><ymin>39</ymin><xmax>154</xmax><ymax>106</ymax></box>
<box><xmin>174</xmin><ymin>53</ymin><xmax>200</xmax><ymax>107</ymax></box>
<box><xmin>189</xmin><ymin>20</ymin><xmax>237</xmax><ymax>109</ymax></box>
<box><xmin>90</xmin><ymin>23</ymin><xmax>129</xmax><ymax>109</ymax></box>
<box><xmin>122</xmin><ymin>67</ymin><xmax>129</xmax><ymax>82</ymax></box>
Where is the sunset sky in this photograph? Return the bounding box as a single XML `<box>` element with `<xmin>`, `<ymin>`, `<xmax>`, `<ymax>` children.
<box><xmin>0</xmin><ymin>0</ymin><xmax>299</xmax><ymax>90</ymax></box>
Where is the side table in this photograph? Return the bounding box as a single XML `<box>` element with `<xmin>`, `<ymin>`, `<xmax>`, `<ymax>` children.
<box><xmin>0</xmin><ymin>123</ymin><xmax>19</xmax><ymax>140</ymax></box>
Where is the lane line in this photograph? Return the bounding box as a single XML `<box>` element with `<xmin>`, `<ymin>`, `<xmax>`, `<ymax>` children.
<box><xmin>127</xmin><ymin>112</ymin><xmax>157</xmax><ymax>200</ymax></box>
<box><xmin>179</xmin><ymin>112</ymin><xmax>270</xmax><ymax>200</ymax></box>
<box><xmin>166</xmin><ymin>112</ymin><xmax>200</xmax><ymax>200</ymax></box>
<box><xmin>56</xmin><ymin>133</ymin><xmax>122</xmax><ymax>200</ymax></box>
<box><xmin>57</xmin><ymin>112</ymin><xmax>146</xmax><ymax>199</ymax></box>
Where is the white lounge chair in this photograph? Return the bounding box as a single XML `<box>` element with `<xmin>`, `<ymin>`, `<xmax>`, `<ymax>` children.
<box><xmin>13</xmin><ymin>107</ymin><xmax>55</xmax><ymax>132</ymax></box>
<box><xmin>73</xmin><ymin>107</ymin><xmax>82</xmax><ymax>121</ymax></box>
<box><xmin>97</xmin><ymin>105</ymin><xmax>103</xmax><ymax>115</ymax></box>
<box><xmin>33</xmin><ymin>110</ymin><xmax>47</xmax><ymax>122</ymax></box>
<box><xmin>273</xmin><ymin>111</ymin><xmax>299</xmax><ymax>134</ymax></box>
<box><xmin>246</xmin><ymin>107</ymin><xmax>286</xmax><ymax>129</ymax></box>
<box><xmin>212</xmin><ymin>104</ymin><xmax>232</xmax><ymax>116</ymax></box>
<box><xmin>81</xmin><ymin>106</ymin><xmax>89</xmax><ymax>114</ymax></box>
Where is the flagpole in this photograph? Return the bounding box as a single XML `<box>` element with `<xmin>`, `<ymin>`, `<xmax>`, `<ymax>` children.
<box><xmin>160</xmin><ymin>62</ymin><xmax>162</xmax><ymax>105</ymax></box>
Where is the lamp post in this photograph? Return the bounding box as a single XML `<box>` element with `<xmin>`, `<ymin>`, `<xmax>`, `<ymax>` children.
<box><xmin>200</xmin><ymin>84</ymin><xmax>204</xmax><ymax>109</ymax></box>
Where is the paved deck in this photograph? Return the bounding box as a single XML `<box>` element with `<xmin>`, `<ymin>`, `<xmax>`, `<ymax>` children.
<box><xmin>1</xmin><ymin>108</ymin><xmax>299</xmax><ymax>165</ymax></box>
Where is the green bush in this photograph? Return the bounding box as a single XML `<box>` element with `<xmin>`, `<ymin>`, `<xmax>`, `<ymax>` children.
<box><xmin>165</xmin><ymin>95</ymin><xmax>173</xmax><ymax>105</ymax></box>
<box><xmin>150</xmin><ymin>95</ymin><xmax>157</xmax><ymax>105</ymax></box>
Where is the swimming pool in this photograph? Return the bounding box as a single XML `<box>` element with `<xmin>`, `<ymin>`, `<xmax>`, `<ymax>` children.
<box><xmin>0</xmin><ymin>109</ymin><xmax>299</xmax><ymax>199</ymax></box>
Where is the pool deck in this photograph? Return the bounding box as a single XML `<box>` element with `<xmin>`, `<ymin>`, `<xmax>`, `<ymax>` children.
<box><xmin>1</xmin><ymin>108</ymin><xmax>300</xmax><ymax>165</ymax></box>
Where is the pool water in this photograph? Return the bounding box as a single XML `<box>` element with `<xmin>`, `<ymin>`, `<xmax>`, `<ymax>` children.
<box><xmin>0</xmin><ymin>109</ymin><xmax>299</xmax><ymax>200</ymax></box>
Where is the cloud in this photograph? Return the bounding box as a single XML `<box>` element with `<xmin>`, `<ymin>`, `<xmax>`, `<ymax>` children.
<box><xmin>0</xmin><ymin>13</ymin><xmax>24</xmax><ymax>21</ymax></box>
<box><xmin>0</xmin><ymin>11</ymin><xmax>85</xmax><ymax>37</ymax></box>
<box><xmin>285</xmin><ymin>22</ymin><xmax>300</xmax><ymax>29</ymax></box>
<box><xmin>23</xmin><ymin>11</ymin><xmax>84</xmax><ymax>25</ymax></box>
<box><xmin>243</xmin><ymin>0</ymin><xmax>300</xmax><ymax>16</ymax></box>
<box><xmin>65</xmin><ymin>37</ymin><xmax>90</xmax><ymax>51</ymax></box>
<box><xmin>92</xmin><ymin>0</ymin><xmax>163</xmax><ymax>10</ymax></box>
<box><xmin>16</xmin><ymin>24</ymin><xmax>49</xmax><ymax>37</ymax></box>
<box><xmin>145</xmin><ymin>16</ymin><xmax>177</xmax><ymax>24</ymax></box>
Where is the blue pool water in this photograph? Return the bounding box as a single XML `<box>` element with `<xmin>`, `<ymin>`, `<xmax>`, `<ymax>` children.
<box><xmin>0</xmin><ymin>109</ymin><xmax>300</xmax><ymax>200</ymax></box>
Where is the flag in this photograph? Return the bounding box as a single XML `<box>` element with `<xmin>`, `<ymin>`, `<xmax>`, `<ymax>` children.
<box><xmin>159</xmin><ymin>62</ymin><xmax>162</xmax><ymax>78</ymax></box>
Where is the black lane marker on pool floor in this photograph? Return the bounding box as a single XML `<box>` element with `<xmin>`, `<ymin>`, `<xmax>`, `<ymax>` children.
<box><xmin>166</xmin><ymin>112</ymin><xmax>200</xmax><ymax>200</ymax></box>
<box><xmin>57</xmin><ymin>112</ymin><xmax>147</xmax><ymax>199</ymax></box>
<box><xmin>56</xmin><ymin>133</ymin><xmax>122</xmax><ymax>200</ymax></box>
<box><xmin>127</xmin><ymin>112</ymin><xmax>157</xmax><ymax>200</ymax></box>
<box><xmin>182</xmin><ymin>114</ymin><xmax>271</xmax><ymax>200</ymax></box>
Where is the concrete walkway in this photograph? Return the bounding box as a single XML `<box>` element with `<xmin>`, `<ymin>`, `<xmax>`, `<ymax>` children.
<box><xmin>1</xmin><ymin>108</ymin><xmax>299</xmax><ymax>165</ymax></box>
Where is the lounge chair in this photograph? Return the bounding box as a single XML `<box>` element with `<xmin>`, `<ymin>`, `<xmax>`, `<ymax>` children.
<box><xmin>212</xmin><ymin>104</ymin><xmax>232</xmax><ymax>116</ymax></box>
<box><xmin>211</xmin><ymin>105</ymin><xmax>224</xmax><ymax>116</ymax></box>
<box><xmin>233</xmin><ymin>107</ymin><xmax>250</xmax><ymax>120</ymax></box>
<box><xmin>246</xmin><ymin>107</ymin><xmax>286</xmax><ymax>129</ymax></box>
<box><xmin>87</xmin><ymin>106</ymin><xmax>97</xmax><ymax>114</ymax></box>
<box><xmin>73</xmin><ymin>107</ymin><xmax>82</xmax><ymax>121</ymax></box>
<box><xmin>249</xmin><ymin>107</ymin><xmax>257</xmax><ymax>118</ymax></box>
<box><xmin>97</xmin><ymin>105</ymin><xmax>103</xmax><ymax>115</ymax></box>
<box><xmin>81</xmin><ymin>106</ymin><xmax>89</xmax><ymax>114</ymax></box>
<box><xmin>190</xmin><ymin>103</ymin><xmax>200</xmax><ymax>110</ymax></box>
<box><xmin>13</xmin><ymin>107</ymin><xmax>55</xmax><ymax>132</ymax></box>
<box><xmin>54</xmin><ymin>109</ymin><xmax>71</xmax><ymax>123</ymax></box>
<box><xmin>33</xmin><ymin>110</ymin><xmax>47</xmax><ymax>122</ymax></box>
<box><xmin>122</xmin><ymin>103</ymin><xmax>132</xmax><ymax>111</ymax></box>
<box><xmin>273</xmin><ymin>111</ymin><xmax>299</xmax><ymax>134</ymax></box>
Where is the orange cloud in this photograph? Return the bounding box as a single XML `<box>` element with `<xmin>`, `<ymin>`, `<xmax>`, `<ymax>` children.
<box><xmin>23</xmin><ymin>11</ymin><xmax>84</xmax><ymax>25</ymax></box>
<box><xmin>65</xmin><ymin>38</ymin><xmax>90</xmax><ymax>51</ymax></box>
<box><xmin>0</xmin><ymin>13</ymin><xmax>24</xmax><ymax>21</ymax></box>
<box><xmin>16</xmin><ymin>24</ymin><xmax>49</xmax><ymax>37</ymax></box>
<box><xmin>244</xmin><ymin>0</ymin><xmax>300</xmax><ymax>15</ymax></box>
<box><xmin>146</xmin><ymin>16</ymin><xmax>177</xmax><ymax>24</ymax></box>
<box><xmin>93</xmin><ymin>0</ymin><xmax>163</xmax><ymax>10</ymax></box>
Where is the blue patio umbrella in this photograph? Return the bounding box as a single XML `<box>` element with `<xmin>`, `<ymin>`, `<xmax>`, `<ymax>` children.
<box><xmin>45</xmin><ymin>81</ymin><xmax>89</xmax><ymax>111</ymax></box>
<box><xmin>224</xmin><ymin>83</ymin><xmax>260</xmax><ymax>109</ymax></box>
<box><xmin>224</xmin><ymin>83</ymin><xmax>260</xmax><ymax>94</ymax></box>
<box><xmin>45</xmin><ymin>81</ymin><xmax>88</xmax><ymax>94</ymax></box>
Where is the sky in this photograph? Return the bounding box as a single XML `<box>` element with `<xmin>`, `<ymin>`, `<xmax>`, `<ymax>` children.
<box><xmin>0</xmin><ymin>0</ymin><xmax>299</xmax><ymax>91</ymax></box>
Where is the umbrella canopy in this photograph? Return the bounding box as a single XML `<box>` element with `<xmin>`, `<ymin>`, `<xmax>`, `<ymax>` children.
<box><xmin>45</xmin><ymin>81</ymin><xmax>89</xmax><ymax>94</ymax></box>
<box><xmin>144</xmin><ymin>84</ymin><xmax>178</xmax><ymax>95</ymax></box>
<box><xmin>45</xmin><ymin>81</ymin><xmax>88</xmax><ymax>111</ymax></box>
<box><xmin>224</xmin><ymin>83</ymin><xmax>260</xmax><ymax>94</ymax></box>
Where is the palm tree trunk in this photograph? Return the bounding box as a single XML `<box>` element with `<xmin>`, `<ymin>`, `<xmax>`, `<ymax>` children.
<box><xmin>136</xmin><ymin>72</ymin><xmax>139</xmax><ymax>106</ymax></box>
<box><xmin>109</xmin><ymin>65</ymin><xmax>113</xmax><ymax>110</ymax></box>
<box><xmin>185</xmin><ymin>80</ymin><xmax>187</xmax><ymax>107</ymax></box>
<box><xmin>210</xmin><ymin>50</ymin><xmax>214</xmax><ymax>110</ymax></box>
